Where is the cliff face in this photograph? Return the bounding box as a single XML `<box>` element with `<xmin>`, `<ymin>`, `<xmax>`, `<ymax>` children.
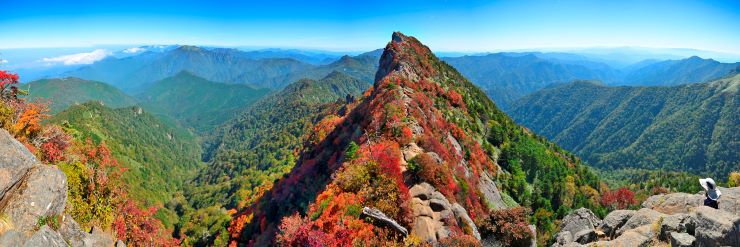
<box><xmin>0</xmin><ymin>129</ymin><xmax>119</xmax><ymax>247</ymax></box>
<box><xmin>553</xmin><ymin>187</ymin><xmax>740</xmax><ymax>247</ymax></box>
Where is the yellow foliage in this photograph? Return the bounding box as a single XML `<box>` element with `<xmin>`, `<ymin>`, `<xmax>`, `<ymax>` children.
<box><xmin>728</xmin><ymin>172</ymin><xmax>740</xmax><ymax>187</ymax></box>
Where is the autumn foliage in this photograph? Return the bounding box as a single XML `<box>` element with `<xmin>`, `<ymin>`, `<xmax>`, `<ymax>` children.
<box><xmin>478</xmin><ymin>207</ymin><xmax>533</xmax><ymax>247</ymax></box>
<box><xmin>600</xmin><ymin>187</ymin><xmax>637</xmax><ymax>210</ymax></box>
<box><xmin>0</xmin><ymin>70</ymin><xmax>178</xmax><ymax>246</ymax></box>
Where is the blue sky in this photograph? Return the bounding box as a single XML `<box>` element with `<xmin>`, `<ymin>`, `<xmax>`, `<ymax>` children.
<box><xmin>1</xmin><ymin>0</ymin><xmax>739</xmax><ymax>53</ymax></box>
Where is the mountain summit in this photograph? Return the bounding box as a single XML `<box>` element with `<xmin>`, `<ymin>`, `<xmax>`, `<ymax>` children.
<box><xmin>226</xmin><ymin>32</ymin><xmax>601</xmax><ymax>246</ymax></box>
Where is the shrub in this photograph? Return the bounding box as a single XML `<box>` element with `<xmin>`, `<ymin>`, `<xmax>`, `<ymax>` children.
<box><xmin>478</xmin><ymin>207</ymin><xmax>533</xmax><ymax>247</ymax></box>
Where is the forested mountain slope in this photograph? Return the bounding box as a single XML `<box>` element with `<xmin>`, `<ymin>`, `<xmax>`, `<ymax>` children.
<box><xmin>138</xmin><ymin>71</ymin><xmax>271</xmax><ymax>132</ymax></box>
<box><xmin>21</xmin><ymin>77</ymin><xmax>138</xmax><ymax>113</ymax></box>
<box><xmin>175</xmin><ymin>71</ymin><xmax>371</xmax><ymax>246</ymax></box>
<box><xmin>51</xmin><ymin>102</ymin><xmax>203</xmax><ymax>210</ymax></box>
<box><xmin>225</xmin><ymin>32</ymin><xmax>603</xmax><ymax>246</ymax></box>
<box><xmin>510</xmin><ymin>74</ymin><xmax>740</xmax><ymax>178</ymax></box>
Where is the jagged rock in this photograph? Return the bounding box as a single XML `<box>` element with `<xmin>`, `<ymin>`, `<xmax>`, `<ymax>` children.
<box><xmin>587</xmin><ymin>229</ymin><xmax>651</xmax><ymax>247</ymax></box>
<box><xmin>670</xmin><ymin>232</ymin><xmax>695</xmax><ymax>247</ymax></box>
<box><xmin>58</xmin><ymin>215</ymin><xmax>87</xmax><ymax>247</ymax></box>
<box><xmin>0</xmin><ymin>129</ymin><xmax>37</xmax><ymax>199</ymax></box>
<box><xmin>84</xmin><ymin>225</ymin><xmax>116</xmax><ymax>247</ymax></box>
<box><xmin>360</xmin><ymin>207</ymin><xmax>408</xmax><ymax>236</ymax></box>
<box><xmin>478</xmin><ymin>171</ymin><xmax>507</xmax><ymax>210</ymax></box>
<box><xmin>0</xmin><ymin>165</ymin><xmax>68</xmax><ymax>233</ymax></box>
<box><xmin>559</xmin><ymin>208</ymin><xmax>601</xmax><ymax>242</ymax></box>
<box><xmin>23</xmin><ymin>225</ymin><xmax>67</xmax><ymax>247</ymax></box>
<box><xmin>615</xmin><ymin>208</ymin><xmax>663</xmax><ymax>237</ymax></box>
<box><xmin>599</xmin><ymin>209</ymin><xmax>635</xmax><ymax>238</ymax></box>
<box><xmin>659</xmin><ymin>213</ymin><xmax>693</xmax><ymax>240</ymax></box>
<box><xmin>429</xmin><ymin>198</ymin><xmax>450</xmax><ymax>212</ymax></box>
<box><xmin>573</xmin><ymin>229</ymin><xmax>596</xmax><ymax>244</ymax></box>
<box><xmin>451</xmin><ymin>203</ymin><xmax>481</xmax><ymax>240</ymax></box>
<box><xmin>447</xmin><ymin>133</ymin><xmax>463</xmax><ymax>158</ymax></box>
<box><xmin>0</xmin><ymin>230</ymin><xmax>25</xmax><ymax>246</ymax></box>
<box><xmin>692</xmin><ymin>206</ymin><xmax>740</xmax><ymax>247</ymax></box>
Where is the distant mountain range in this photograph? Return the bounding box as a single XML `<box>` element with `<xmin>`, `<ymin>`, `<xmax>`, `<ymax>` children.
<box><xmin>445</xmin><ymin>54</ymin><xmax>739</xmax><ymax>109</ymax></box>
<box><xmin>509</xmin><ymin>73</ymin><xmax>740</xmax><ymax>178</ymax></box>
<box><xmin>62</xmin><ymin>45</ymin><xmax>380</xmax><ymax>92</ymax></box>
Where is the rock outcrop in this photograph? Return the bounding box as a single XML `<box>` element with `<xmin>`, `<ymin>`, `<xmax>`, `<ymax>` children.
<box><xmin>408</xmin><ymin>182</ymin><xmax>481</xmax><ymax>244</ymax></box>
<box><xmin>552</xmin><ymin>188</ymin><xmax>740</xmax><ymax>247</ymax></box>
<box><xmin>0</xmin><ymin>129</ymin><xmax>119</xmax><ymax>246</ymax></box>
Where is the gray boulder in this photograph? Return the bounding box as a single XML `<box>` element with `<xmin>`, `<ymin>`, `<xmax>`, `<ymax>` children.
<box><xmin>598</xmin><ymin>209</ymin><xmax>635</xmax><ymax>238</ymax></box>
<box><xmin>360</xmin><ymin>207</ymin><xmax>408</xmax><ymax>236</ymax></box>
<box><xmin>692</xmin><ymin>206</ymin><xmax>740</xmax><ymax>247</ymax></box>
<box><xmin>23</xmin><ymin>225</ymin><xmax>67</xmax><ymax>247</ymax></box>
<box><xmin>670</xmin><ymin>232</ymin><xmax>695</xmax><ymax>247</ymax></box>
<box><xmin>559</xmin><ymin>208</ymin><xmax>601</xmax><ymax>242</ymax></box>
<box><xmin>116</xmin><ymin>239</ymin><xmax>127</xmax><ymax>247</ymax></box>
<box><xmin>0</xmin><ymin>129</ymin><xmax>37</xmax><ymax>199</ymax></box>
<box><xmin>659</xmin><ymin>213</ymin><xmax>693</xmax><ymax>240</ymax></box>
<box><xmin>0</xmin><ymin>165</ymin><xmax>68</xmax><ymax>233</ymax></box>
<box><xmin>642</xmin><ymin>192</ymin><xmax>704</xmax><ymax>215</ymax></box>
<box><xmin>615</xmin><ymin>208</ymin><xmax>663</xmax><ymax>237</ymax></box>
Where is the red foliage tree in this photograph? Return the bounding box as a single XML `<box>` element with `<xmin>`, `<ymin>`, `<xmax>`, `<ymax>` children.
<box><xmin>601</xmin><ymin>187</ymin><xmax>636</xmax><ymax>210</ymax></box>
<box><xmin>113</xmin><ymin>199</ymin><xmax>180</xmax><ymax>247</ymax></box>
<box><xmin>479</xmin><ymin>207</ymin><xmax>533</xmax><ymax>247</ymax></box>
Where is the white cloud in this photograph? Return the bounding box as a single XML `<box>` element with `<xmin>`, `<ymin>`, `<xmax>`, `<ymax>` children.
<box><xmin>42</xmin><ymin>49</ymin><xmax>111</xmax><ymax>65</ymax></box>
<box><xmin>123</xmin><ymin>47</ymin><xmax>146</xmax><ymax>53</ymax></box>
<box><xmin>0</xmin><ymin>59</ymin><xmax>7</xmax><ymax>64</ymax></box>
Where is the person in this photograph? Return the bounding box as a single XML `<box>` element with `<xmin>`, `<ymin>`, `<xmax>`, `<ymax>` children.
<box><xmin>699</xmin><ymin>178</ymin><xmax>721</xmax><ymax>209</ymax></box>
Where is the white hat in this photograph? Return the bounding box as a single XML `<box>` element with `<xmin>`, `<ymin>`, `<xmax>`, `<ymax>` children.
<box><xmin>699</xmin><ymin>178</ymin><xmax>721</xmax><ymax>201</ymax></box>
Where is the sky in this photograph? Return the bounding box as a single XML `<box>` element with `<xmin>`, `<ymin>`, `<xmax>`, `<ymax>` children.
<box><xmin>1</xmin><ymin>0</ymin><xmax>739</xmax><ymax>54</ymax></box>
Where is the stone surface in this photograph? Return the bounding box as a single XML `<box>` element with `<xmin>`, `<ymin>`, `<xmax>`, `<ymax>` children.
<box><xmin>670</xmin><ymin>232</ymin><xmax>695</xmax><ymax>247</ymax></box>
<box><xmin>23</xmin><ymin>225</ymin><xmax>67</xmax><ymax>247</ymax></box>
<box><xmin>0</xmin><ymin>129</ymin><xmax>37</xmax><ymax>200</ymax></box>
<box><xmin>478</xmin><ymin>171</ymin><xmax>507</xmax><ymax>210</ymax></box>
<box><xmin>0</xmin><ymin>165</ymin><xmax>68</xmax><ymax>233</ymax></box>
<box><xmin>659</xmin><ymin>213</ymin><xmax>693</xmax><ymax>240</ymax></box>
<box><xmin>451</xmin><ymin>203</ymin><xmax>481</xmax><ymax>240</ymax></box>
<box><xmin>0</xmin><ymin>230</ymin><xmax>25</xmax><ymax>246</ymax></box>
<box><xmin>598</xmin><ymin>209</ymin><xmax>635</xmax><ymax>238</ymax></box>
<box><xmin>412</xmin><ymin>216</ymin><xmax>437</xmax><ymax>243</ymax></box>
<box><xmin>360</xmin><ymin>207</ymin><xmax>408</xmax><ymax>236</ymax></box>
<box><xmin>559</xmin><ymin>208</ymin><xmax>601</xmax><ymax>242</ymax></box>
<box><xmin>573</xmin><ymin>229</ymin><xmax>596</xmax><ymax>244</ymax></box>
<box><xmin>642</xmin><ymin>192</ymin><xmax>705</xmax><ymax>215</ymax></box>
<box><xmin>410</xmin><ymin>182</ymin><xmax>434</xmax><ymax>200</ymax></box>
<box><xmin>692</xmin><ymin>206</ymin><xmax>740</xmax><ymax>247</ymax></box>
<box><xmin>556</xmin><ymin>231</ymin><xmax>573</xmax><ymax>245</ymax></box>
<box><xmin>58</xmin><ymin>214</ymin><xmax>87</xmax><ymax>247</ymax></box>
<box><xmin>643</xmin><ymin>187</ymin><xmax>740</xmax><ymax>216</ymax></box>
<box><xmin>615</xmin><ymin>208</ymin><xmax>663</xmax><ymax>237</ymax></box>
<box><xmin>587</xmin><ymin>229</ymin><xmax>651</xmax><ymax>247</ymax></box>
<box><xmin>84</xmin><ymin>225</ymin><xmax>116</xmax><ymax>247</ymax></box>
